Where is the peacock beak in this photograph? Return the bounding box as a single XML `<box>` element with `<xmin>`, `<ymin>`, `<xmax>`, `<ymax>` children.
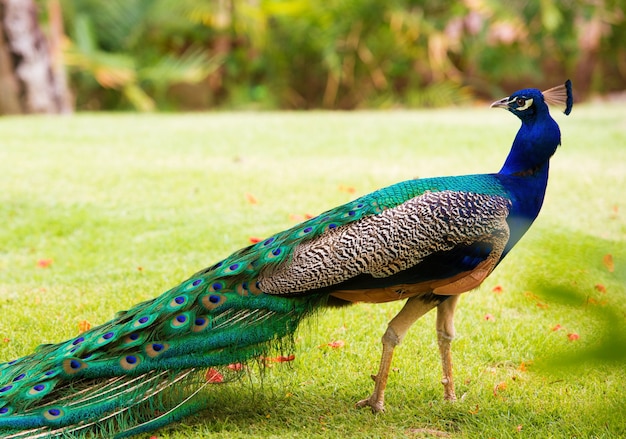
<box><xmin>490</xmin><ymin>97</ymin><xmax>510</xmax><ymax>109</ymax></box>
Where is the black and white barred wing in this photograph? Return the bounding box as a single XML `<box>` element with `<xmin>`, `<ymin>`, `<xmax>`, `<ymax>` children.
<box><xmin>259</xmin><ymin>190</ymin><xmax>512</xmax><ymax>297</ymax></box>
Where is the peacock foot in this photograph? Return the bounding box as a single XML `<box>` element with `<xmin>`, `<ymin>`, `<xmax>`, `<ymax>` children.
<box><xmin>355</xmin><ymin>395</ymin><xmax>385</xmax><ymax>413</ymax></box>
<box><xmin>443</xmin><ymin>391</ymin><xmax>457</xmax><ymax>401</ymax></box>
<box><xmin>441</xmin><ymin>376</ymin><xmax>457</xmax><ymax>401</ymax></box>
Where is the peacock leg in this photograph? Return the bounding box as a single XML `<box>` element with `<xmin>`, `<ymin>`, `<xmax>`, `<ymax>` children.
<box><xmin>356</xmin><ymin>295</ymin><xmax>440</xmax><ymax>413</ymax></box>
<box><xmin>436</xmin><ymin>294</ymin><xmax>460</xmax><ymax>401</ymax></box>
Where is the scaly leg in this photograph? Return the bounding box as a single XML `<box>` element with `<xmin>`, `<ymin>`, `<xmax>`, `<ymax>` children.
<box><xmin>356</xmin><ymin>295</ymin><xmax>440</xmax><ymax>413</ymax></box>
<box><xmin>436</xmin><ymin>295</ymin><xmax>460</xmax><ymax>401</ymax></box>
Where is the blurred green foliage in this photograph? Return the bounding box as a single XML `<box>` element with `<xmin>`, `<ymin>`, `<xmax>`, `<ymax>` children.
<box><xmin>46</xmin><ymin>0</ymin><xmax>626</xmax><ymax>110</ymax></box>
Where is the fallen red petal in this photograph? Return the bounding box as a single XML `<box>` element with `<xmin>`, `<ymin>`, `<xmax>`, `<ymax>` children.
<box><xmin>265</xmin><ymin>354</ymin><xmax>295</xmax><ymax>363</ymax></box>
<box><xmin>78</xmin><ymin>320</ymin><xmax>92</xmax><ymax>333</ymax></box>
<box><xmin>37</xmin><ymin>259</ymin><xmax>53</xmax><ymax>268</ymax></box>
<box><xmin>338</xmin><ymin>185</ymin><xmax>356</xmax><ymax>194</ymax></box>
<box><xmin>493</xmin><ymin>381</ymin><xmax>507</xmax><ymax>396</ymax></box>
<box><xmin>492</xmin><ymin>285</ymin><xmax>503</xmax><ymax>294</ymax></box>
<box><xmin>594</xmin><ymin>283</ymin><xmax>606</xmax><ymax>293</ymax></box>
<box><xmin>551</xmin><ymin>324</ymin><xmax>562</xmax><ymax>331</ymax></box>
<box><xmin>327</xmin><ymin>340</ymin><xmax>345</xmax><ymax>348</ymax></box>
<box><xmin>227</xmin><ymin>363</ymin><xmax>244</xmax><ymax>371</ymax></box>
<box><xmin>205</xmin><ymin>368</ymin><xmax>224</xmax><ymax>383</ymax></box>
<box><xmin>249</xmin><ymin>237</ymin><xmax>262</xmax><ymax>244</ymax></box>
<box><xmin>484</xmin><ymin>313</ymin><xmax>495</xmax><ymax>321</ymax></box>
<box><xmin>245</xmin><ymin>193</ymin><xmax>258</xmax><ymax>204</ymax></box>
<box><xmin>567</xmin><ymin>333</ymin><xmax>580</xmax><ymax>341</ymax></box>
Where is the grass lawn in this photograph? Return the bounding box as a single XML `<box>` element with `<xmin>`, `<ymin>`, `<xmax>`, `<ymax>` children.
<box><xmin>0</xmin><ymin>104</ymin><xmax>624</xmax><ymax>438</ymax></box>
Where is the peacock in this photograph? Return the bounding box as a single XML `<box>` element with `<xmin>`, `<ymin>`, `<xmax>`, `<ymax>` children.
<box><xmin>0</xmin><ymin>81</ymin><xmax>572</xmax><ymax>438</ymax></box>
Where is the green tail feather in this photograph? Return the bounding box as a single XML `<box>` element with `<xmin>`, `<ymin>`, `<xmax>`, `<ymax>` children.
<box><xmin>0</xmin><ymin>260</ymin><xmax>324</xmax><ymax>437</ymax></box>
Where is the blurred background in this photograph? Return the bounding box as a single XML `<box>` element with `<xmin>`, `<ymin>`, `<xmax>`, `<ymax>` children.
<box><xmin>1</xmin><ymin>0</ymin><xmax>625</xmax><ymax>114</ymax></box>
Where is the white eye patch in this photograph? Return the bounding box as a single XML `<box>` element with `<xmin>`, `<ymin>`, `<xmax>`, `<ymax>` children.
<box><xmin>511</xmin><ymin>97</ymin><xmax>533</xmax><ymax>111</ymax></box>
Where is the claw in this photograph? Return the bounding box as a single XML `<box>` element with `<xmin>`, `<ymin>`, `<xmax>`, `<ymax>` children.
<box><xmin>443</xmin><ymin>388</ymin><xmax>457</xmax><ymax>401</ymax></box>
<box><xmin>356</xmin><ymin>396</ymin><xmax>385</xmax><ymax>413</ymax></box>
<box><xmin>441</xmin><ymin>377</ymin><xmax>456</xmax><ymax>401</ymax></box>
<box><xmin>444</xmin><ymin>393</ymin><xmax>457</xmax><ymax>402</ymax></box>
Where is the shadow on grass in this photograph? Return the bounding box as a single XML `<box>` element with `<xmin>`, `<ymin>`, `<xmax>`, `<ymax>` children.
<box><xmin>534</xmin><ymin>284</ymin><xmax>626</xmax><ymax>368</ymax></box>
<box><xmin>523</xmin><ymin>229</ymin><xmax>625</xmax><ymax>370</ymax></box>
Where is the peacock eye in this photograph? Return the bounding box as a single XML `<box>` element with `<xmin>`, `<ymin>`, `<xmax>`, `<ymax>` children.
<box><xmin>516</xmin><ymin>97</ymin><xmax>525</xmax><ymax>106</ymax></box>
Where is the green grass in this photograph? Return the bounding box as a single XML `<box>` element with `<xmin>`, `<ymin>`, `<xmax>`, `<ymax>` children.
<box><xmin>0</xmin><ymin>105</ymin><xmax>625</xmax><ymax>438</ymax></box>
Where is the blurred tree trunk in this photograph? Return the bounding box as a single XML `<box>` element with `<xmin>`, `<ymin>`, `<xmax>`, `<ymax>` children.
<box><xmin>207</xmin><ymin>0</ymin><xmax>233</xmax><ymax>103</ymax></box>
<box><xmin>0</xmin><ymin>0</ymin><xmax>71</xmax><ymax>115</ymax></box>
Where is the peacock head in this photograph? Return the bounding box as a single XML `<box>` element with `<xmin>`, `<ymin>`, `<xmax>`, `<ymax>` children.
<box><xmin>491</xmin><ymin>80</ymin><xmax>573</xmax><ymax>121</ymax></box>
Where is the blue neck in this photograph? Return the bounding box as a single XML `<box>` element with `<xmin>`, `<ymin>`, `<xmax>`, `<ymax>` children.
<box><xmin>499</xmin><ymin>110</ymin><xmax>561</xmax><ymax>176</ymax></box>
<box><xmin>496</xmin><ymin>108</ymin><xmax>561</xmax><ymax>254</ymax></box>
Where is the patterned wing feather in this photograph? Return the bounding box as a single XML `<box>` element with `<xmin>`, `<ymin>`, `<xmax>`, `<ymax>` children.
<box><xmin>260</xmin><ymin>187</ymin><xmax>512</xmax><ymax>296</ymax></box>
